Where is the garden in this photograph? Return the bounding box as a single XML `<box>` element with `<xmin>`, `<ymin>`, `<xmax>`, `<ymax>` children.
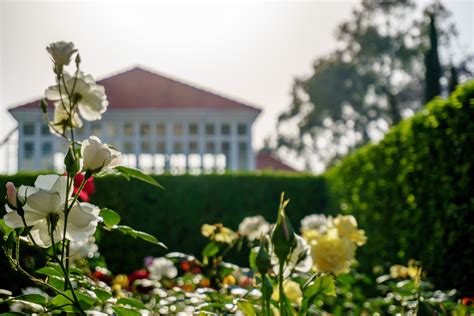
<box><xmin>0</xmin><ymin>39</ymin><xmax>472</xmax><ymax>315</ymax></box>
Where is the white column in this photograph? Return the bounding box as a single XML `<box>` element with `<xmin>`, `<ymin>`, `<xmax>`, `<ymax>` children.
<box><xmin>229</xmin><ymin>122</ymin><xmax>238</xmax><ymax>171</ymax></box>
<box><xmin>150</xmin><ymin>120</ymin><xmax>157</xmax><ymax>173</ymax></box>
<box><xmin>246</xmin><ymin>122</ymin><xmax>255</xmax><ymax>170</ymax></box>
<box><xmin>17</xmin><ymin>123</ymin><xmax>24</xmax><ymax>171</ymax></box>
<box><xmin>198</xmin><ymin>121</ymin><xmax>205</xmax><ymax>173</ymax></box>
<box><xmin>165</xmin><ymin>121</ymin><xmax>172</xmax><ymax>172</ymax></box>
<box><xmin>214</xmin><ymin>122</ymin><xmax>220</xmax><ymax>172</ymax></box>
<box><xmin>34</xmin><ymin>122</ymin><xmax>41</xmax><ymax>170</ymax></box>
<box><xmin>183</xmin><ymin>122</ymin><xmax>190</xmax><ymax>173</ymax></box>
<box><xmin>134</xmin><ymin>121</ymin><xmax>140</xmax><ymax>169</ymax></box>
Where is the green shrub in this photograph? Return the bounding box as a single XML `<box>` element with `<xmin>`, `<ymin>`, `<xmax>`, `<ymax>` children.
<box><xmin>326</xmin><ymin>81</ymin><xmax>474</xmax><ymax>292</ymax></box>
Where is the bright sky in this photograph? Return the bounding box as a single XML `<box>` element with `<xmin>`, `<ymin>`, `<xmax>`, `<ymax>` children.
<box><xmin>1</xmin><ymin>0</ymin><xmax>473</xmax><ymax>173</ymax></box>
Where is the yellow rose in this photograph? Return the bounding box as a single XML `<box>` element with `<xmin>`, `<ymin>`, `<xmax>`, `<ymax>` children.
<box><xmin>112</xmin><ymin>274</ymin><xmax>129</xmax><ymax>288</ymax></box>
<box><xmin>271</xmin><ymin>279</ymin><xmax>303</xmax><ymax>306</ymax></box>
<box><xmin>310</xmin><ymin>228</ymin><xmax>356</xmax><ymax>275</ymax></box>
<box><xmin>214</xmin><ymin>227</ymin><xmax>238</xmax><ymax>244</ymax></box>
<box><xmin>390</xmin><ymin>264</ymin><xmax>409</xmax><ymax>279</ymax></box>
<box><xmin>201</xmin><ymin>224</ymin><xmax>216</xmax><ymax>237</ymax></box>
<box><xmin>333</xmin><ymin>215</ymin><xmax>367</xmax><ymax>246</ymax></box>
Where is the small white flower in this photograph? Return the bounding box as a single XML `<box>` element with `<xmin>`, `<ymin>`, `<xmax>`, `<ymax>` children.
<box><xmin>300</xmin><ymin>214</ymin><xmax>332</xmax><ymax>233</ymax></box>
<box><xmin>70</xmin><ymin>236</ymin><xmax>99</xmax><ymax>260</ymax></box>
<box><xmin>81</xmin><ymin>136</ymin><xmax>121</xmax><ymax>173</ymax></box>
<box><xmin>271</xmin><ymin>234</ymin><xmax>313</xmax><ymax>277</ymax></box>
<box><xmin>46</xmin><ymin>41</ymin><xmax>77</xmax><ymax>67</ymax></box>
<box><xmin>148</xmin><ymin>257</ymin><xmax>177</xmax><ymax>280</ymax></box>
<box><xmin>3</xmin><ymin>175</ymin><xmax>100</xmax><ymax>248</ymax></box>
<box><xmin>238</xmin><ymin>215</ymin><xmax>271</xmax><ymax>241</ymax></box>
<box><xmin>46</xmin><ymin>71</ymin><xmax>108</xmax><ymax>121</ymax></box>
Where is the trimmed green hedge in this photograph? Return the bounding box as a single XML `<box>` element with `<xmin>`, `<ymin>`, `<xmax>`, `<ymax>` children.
<box><xmin>0</xmin><ymin>172</ymin><xmax>328</xmax><ymax>276</ymax></box>
<box><xmin>326</xmin><ymin>81</ymin><xmax>474</xmax><ymax>292</ymax></box>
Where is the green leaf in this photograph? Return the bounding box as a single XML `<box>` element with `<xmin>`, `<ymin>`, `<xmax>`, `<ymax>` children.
<box><xmin>237</xmin><ymin>300</ymin><xmax>256</xmax><ymax>316</ymax></box>
<box><xmin>300</xmin><ymin>274</ymin><xmax>336</xmax><ymax>315</ymax></box>
<box><xmin>100</xmin><ymin>208</ymin><xmax>121</xmax><ymax>227</ymax></box>
<box><xmin>51</xmin><ymin>291</ymin><xmax>73</xmax><ymax>306</ymax></box>
<box><xmin>115</xmin><ymin>166</ymin><xmax>163</xmax><ymax>189</ymax></box>
<box><xmin>75</xmin><ymin>291</ymin><xmax>95</xmax><ymax>309</ymax></box>
<box><xmin>36</xmin><ymin>266</ymin><xmax>63</xmax><ymax>277</ymax></box>
<box><xmin>10</xmin><ymin>294</ymin><xmax>47</xmax><ymax>305</ymax></box>
<box><xmin>117</xmin><ymin>297</ymin><xmax>146</xmax><ymax>309</ymax></box>
<box><xmin>112</xmin><ymin>306</ymin><xmax>142</xmax><ymax>316</ymax></box>
<box><xmin>0</xmin><ymin>219</ymin><xmax>13</xmax><ymax>240</ymax></box>
<box><xmin>202</xmin><ymin>242</ymin><xmax>220</xmax><ymax>258</ymax></box>
<box><xmin>111</xmin><ymin>225</ymin><xmax>166</xmax><ymax>249</ymax></box>
<box><xmin>93</xmin><ymin>288</ymin><xmax>112</xmax><ymax>302</ymax></box>
<box><xmin>47</xmin><ymin>275</ymin><xmax>66</xmax><ymax>292</ymax></box>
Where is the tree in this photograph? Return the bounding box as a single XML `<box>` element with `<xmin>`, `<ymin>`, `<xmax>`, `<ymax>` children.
<box><xmin>424</xmin><ymin>13</ymin><xmax>442</xmax><ymax>103</ymax></box>
<box><xmin>448</xmin><ymin>65</ymin><xmax>459</xmax><ymax>94</ymax></box>
<box><xmin>276</xmin><ymin>0</ymin><xmax>464</xmax><ymax>171</ymax></box>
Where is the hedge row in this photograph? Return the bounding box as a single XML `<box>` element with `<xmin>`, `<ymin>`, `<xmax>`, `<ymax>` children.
<box><xmin>326</xmin><ymin>81</ymin><xmax>474</xmax><ymax>292</ymax></box>
<box><xmin>0</xmin><ymin>172</ymin><xmax>329</xmax><ymax>277</ymax></box>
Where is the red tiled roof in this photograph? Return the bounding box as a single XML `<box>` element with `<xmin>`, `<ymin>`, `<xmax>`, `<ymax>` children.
<box><xmin>9</xmin><ymin>67</ymin><xmax>261</xmax><ymax>112</ymax></box>
<box><xmin>256</xmin><ymin>152</ymin><xmax>296</xmax><ymax>172</ymax></box>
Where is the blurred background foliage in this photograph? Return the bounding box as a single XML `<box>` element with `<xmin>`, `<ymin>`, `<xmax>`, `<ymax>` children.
<box><xmin>1</xmin><ymin>81</ymin><xmax>472</xmax><ymax>293</ymax></box>
<box><xmin>275</xmin><ymin>0</ymin><xmax>473</xmax><ymax>171</ymax></box>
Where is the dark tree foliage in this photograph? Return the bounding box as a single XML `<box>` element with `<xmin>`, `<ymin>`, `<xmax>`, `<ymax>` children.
<box><xmin>277</xmin><ymin>0</ymin><xmax>465</xmax><ymax>171</ymax></box>
<box><xmin>424</xmin><ymin>13</ymin><xmax>442</xmax><ymax>103</ymax></box>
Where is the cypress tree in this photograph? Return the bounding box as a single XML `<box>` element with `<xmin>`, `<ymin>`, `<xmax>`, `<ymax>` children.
<box><xmin>424</xmin><ymin>13</ymin><xmax>442</xmax><ymax>103</ymax></box>
<box><xmin>448</xmin><ymin>65</ymin><xmax>459</xmax><ymax>94</ymax></box>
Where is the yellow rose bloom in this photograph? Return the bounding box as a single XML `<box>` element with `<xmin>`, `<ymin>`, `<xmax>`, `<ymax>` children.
<box><xmin>214</xmin><ymin>227</ymin><xmax>238</xmax><ymax>244</ymax></box>
<box><xmin>310</xmin><ymin>228</ymin><xmax>356</xmax><ymax>275</ymax></box>
<box><xmin>271</xmin><ymin>279</ymin><xmax>303</xmax><ymax>306</ymax></box>
<box><xmin>112</xmin><ymin>274</ymin><xmax>129</xmax><ymax>288</ymax></box>
<box><xmin>201</xmin><ymin>224</ymin><xmax>216</xmax><ymax>237</ymax></box>
<box><xmin>333</xmin><ymin>215</ymin><xmax>367</xmax><ymax>246</ymax></box>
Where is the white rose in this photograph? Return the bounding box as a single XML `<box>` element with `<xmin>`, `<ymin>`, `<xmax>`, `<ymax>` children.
<box><xmin>3</xmin><ymin>175</ymin><xmax>100</xmax><ymax>248</ymax></box>
<box><xmin>300</xmin><ymin>214</ymin><xmax>332</xmax><ymax>233</ymax></box>
<box><xmin>81</xmin><ymin>136</ymin><xmax>121</xmax><ymax>173</ymax></box>
<box><xmin>46</xmin><ymin>41</ymin><xmax>77</xmax><ymax>67</ymax></box>
<box><xmin>238</xmin><ymin>215</ymin><xmax>271</xmax><ymax>241</ymax></box>
<box><xmin>46</xmin><ymin>71</ymin><xmax>108</xmax><ymax>121</ymax></box>
<box><xmin>50</xmin><ymin>101</ymin><xmax>83</xmax><ymax>135</ymax></box>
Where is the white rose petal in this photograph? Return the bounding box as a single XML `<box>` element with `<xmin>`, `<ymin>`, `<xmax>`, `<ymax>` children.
<box><xmin>81</xmin><ymin>136</ymin><xmax>121</xmax><ymax>173</ymax></box>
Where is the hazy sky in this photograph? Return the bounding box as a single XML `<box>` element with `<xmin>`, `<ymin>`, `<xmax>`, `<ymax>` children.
<box><xmin>1</xmin><ymin>0</ymin><xmax>473</xmax><ymax>172</ymax></box>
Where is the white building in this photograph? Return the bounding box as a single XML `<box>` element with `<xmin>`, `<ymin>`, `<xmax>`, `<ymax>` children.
<box><xmin>8</xmin><ymin>67</ymin><xmax>263</xmax><ymax>174</ymax></box>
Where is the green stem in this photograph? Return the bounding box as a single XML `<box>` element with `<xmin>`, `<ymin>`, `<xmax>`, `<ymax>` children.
<box><xmin>51</xmin><ymin>226</ymin><xmax>86</xmax><ymax>315</ymax></box>
<box><xmin>279</xmin><ymin>261</ymin><xmax>284</xmax><ymax>316</ymax></box>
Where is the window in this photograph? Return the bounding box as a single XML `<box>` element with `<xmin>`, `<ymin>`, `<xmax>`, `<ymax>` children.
<box><xmin>106</xmin><ymin>123</ymin><xmax>117</xmax><ymax>136</ymax></box>
<box><xmin>124</xmin><ymin>122</ymin><xmax>133</xmax><ymax>136</ymax></box>
<box><xmin>156</xmin><ymin>123</ymin><xmax>165</xmax><ymax>136</ymax></box>
<box><xmin>41</xmin><ymin>142</ymin><xmax>52</xmax><ymax>156</ymax></box>
<box><xmin>189</xmin><ymin>123</ymin><xmax>198</xmax><ymax>135</ymax></box>
<box><xmin>156</xmin><ymin>142</ymin><xmax>165</xmax><ymax>153</ymax></box>
<box><xmin>124</xmin><ymin>142</ymin><xmax>134</xmax><ymax>153</ymax></box>
<box><xmin>189</xmin><ymin>141</ymin><xmax>198</xmax><ymax>153</ymax></box>
<box><xmin>206</xmin><ymin>142</ymin><xmax>215</xmax><ymax>152</ymax></box>
<box><xmin>141</xmin><ymin>142</ymin><xmax>150</xmax><ymax>152</ymax></box>
<box><xmin>140</xmin><ymin>123</ymin><xmax>150</xmax><ymax>136</ymax></box>
<box><xmin>23</xmin><ymin>123</ymin><xmax>35</xmax><ymax>136</ymax></box>
<box><xmin>221</xmin><ymin>124</ymin><xmax>230</xmax><ymax>135</ymax></box>
<box><xmin>205</xmin><ymin>124</ymin><xmax>215</xmax><ymax>135</ymax></box>
<box><xmin>174</xmin><ymin>142</ymin><xmax>183</xmax><ymax>153</ymax></box>
<box><xmin>24</xmin><ymin>142</ymin><xmax>34</xmax><ymax>159</ymax></box>
<box><xmin>238</xmin><ymin>124</ymin><xmax>247</xmax><ymax>136</ymax></box>
<box><xmin>41</xmin><ymin>124</ymin><xmax>50</xmax><ymax>136</ymax></box>
<box><xmin>173</xmin><ymin>123</ymin><xmax>183</xmax><ymax>136</ymax></box>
